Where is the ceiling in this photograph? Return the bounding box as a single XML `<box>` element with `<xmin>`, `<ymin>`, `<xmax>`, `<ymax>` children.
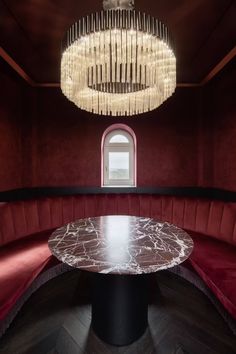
<box><xmin>0</xmin><ymin>0</ymin><xmax>235</xmax><ymax>84</ymax></box>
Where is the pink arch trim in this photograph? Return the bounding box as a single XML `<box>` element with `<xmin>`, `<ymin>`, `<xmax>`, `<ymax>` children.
<box><xmin>101</xmin><ymin>124</ymin><xmax>137</xmax><ymax>187</ymax></box>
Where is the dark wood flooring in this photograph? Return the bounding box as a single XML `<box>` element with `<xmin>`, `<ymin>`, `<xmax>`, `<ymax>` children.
<box><xmin>0</xmin><ymin>270</ymin><xmax>236</xmax><ymax>354</ymax></box>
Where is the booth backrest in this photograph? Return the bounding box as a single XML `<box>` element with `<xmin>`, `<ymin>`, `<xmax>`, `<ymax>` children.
<box><xmin>0</xmin><ymin>194</ymin><xmax>236</xmax><ymax>247</ymax></box>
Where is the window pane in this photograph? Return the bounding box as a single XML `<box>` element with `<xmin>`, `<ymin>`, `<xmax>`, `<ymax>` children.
<box><xmin>109</xmin><ymin>134</ymin><xmax>129</xmax><ymax>143</ymax></box>
<box><xmin>109</xmin><ymin>152</ymin><xmax>129</xmax><ymax>180</ymax></box>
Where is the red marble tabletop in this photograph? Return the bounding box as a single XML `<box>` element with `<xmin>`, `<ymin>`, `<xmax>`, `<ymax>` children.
<box><xmin>48</xmin><ymin>215</ymin><xmax>194</xmax><ymax>275</ymax></box>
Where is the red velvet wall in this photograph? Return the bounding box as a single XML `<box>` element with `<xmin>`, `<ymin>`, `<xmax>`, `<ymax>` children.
<box><xmin>28</xmin><ymin>87</ymin><xmax>200</xmax><ymax>187</ymax></box>
<box><xmin>212</xmin><ymin>60</ymin><xmax>236</xmax><ymax>191</ymax></box>
<box><xmin>0</xmin><ymin>63</ymin><xmax>24</xmax><ymax>192</ymax></box>
<box><xmin>0</xmin><ymin>59</ymin><xmax>235</xmax><ymax>191</ymax></box>
<box><xmin>202</xmin><ymin>59</ymin><xmax>236</xmax><ymax>191</ymax></box>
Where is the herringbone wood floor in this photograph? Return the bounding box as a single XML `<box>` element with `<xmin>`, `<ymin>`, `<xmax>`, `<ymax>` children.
<box><xmin>0</xmin><ymin>270</ymin><xmax>235</xmax><ymax>354</ymax></box>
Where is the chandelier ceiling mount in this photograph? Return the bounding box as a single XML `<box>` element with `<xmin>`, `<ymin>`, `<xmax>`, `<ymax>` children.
<box><xmin>103</xmin><ymin>0</ymin><xmax>134</xmax><ymax>10</ymax></box>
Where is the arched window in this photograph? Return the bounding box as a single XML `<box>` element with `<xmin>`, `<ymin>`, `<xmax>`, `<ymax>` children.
<box><xmin>102</xmin><ymin>124</ymin><xmax>136</xmax><ymax>187</ymax></box>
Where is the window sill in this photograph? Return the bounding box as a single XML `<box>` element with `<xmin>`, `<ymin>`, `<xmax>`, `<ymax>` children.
<box><xmin>102</xmin><ymin>185</ymin><xmax>136</xmax><ymax>188</ymax></box>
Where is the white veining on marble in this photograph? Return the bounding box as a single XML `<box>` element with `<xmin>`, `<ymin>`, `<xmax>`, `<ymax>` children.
<box><xmin>48</xmin><ymin>215</ymin><xmax>194</xmax><ymax>275</ymax></box>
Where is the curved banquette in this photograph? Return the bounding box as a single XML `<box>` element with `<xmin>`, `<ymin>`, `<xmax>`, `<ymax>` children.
<box><xmin>1</xmin><ymin>192</ymin><xmax>236</xmax><ymax>335</ymax></box>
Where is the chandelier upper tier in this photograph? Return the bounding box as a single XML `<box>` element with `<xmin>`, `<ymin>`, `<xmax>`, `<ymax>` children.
<box><xmin>61</xmin><ymin>0</ymin><xmax>176</xmax><ymax>116</ymax></box>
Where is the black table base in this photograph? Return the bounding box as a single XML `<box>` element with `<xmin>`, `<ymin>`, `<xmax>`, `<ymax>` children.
<box><xmin>92</xmin><ymin>273</ymin><xmax>148</xmax><ymax>346</ymax></box>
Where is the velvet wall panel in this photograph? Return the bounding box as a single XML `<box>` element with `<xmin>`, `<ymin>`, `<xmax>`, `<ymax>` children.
<box><xmin>0</xmin><ymin>63</ymin><xmax>24</xmax><ymax>192</ymax></box>
<box><xmin>203</xmin><ymin>59</ymin><xmax>236</xmax><ymax>191</ymax></box>
<box><xmin>212</xmin><ymin>60</ymin><xmax>236</xmax><ymax>191</ymax></box>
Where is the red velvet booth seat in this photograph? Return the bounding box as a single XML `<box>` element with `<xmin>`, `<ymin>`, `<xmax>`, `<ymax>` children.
<box><xmin>0</xmin><ymin>230</ymin><xmax>53</xmax><ymax>323</ymax></box>
<box><xmin>0</xmin><ymin>194</ymin><xmax>236</xmax><ymax>334</ymax></box>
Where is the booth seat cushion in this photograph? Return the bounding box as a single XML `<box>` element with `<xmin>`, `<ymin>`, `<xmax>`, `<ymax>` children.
<box><xmin>0</xmin><ymin>229</ymin><xmax>54</xmax><ymax>321</ymax></box>
<box><xmin>188</xmin><ymin>231</ymin><xmax>236</xmax><ymax>319</ymax></box>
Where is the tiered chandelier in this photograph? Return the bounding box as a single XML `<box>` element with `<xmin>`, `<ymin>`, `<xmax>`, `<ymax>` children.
<box><xmin>61</xmin><ymin>0</ymin><xmax>176</xmax><ymax>116</ymax></box>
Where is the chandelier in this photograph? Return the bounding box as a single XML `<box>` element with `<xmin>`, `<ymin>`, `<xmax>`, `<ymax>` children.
<box><xmin>61</xmin><ymin>0</ymin><xmax>176</xmax><ymax>116</ymax></box>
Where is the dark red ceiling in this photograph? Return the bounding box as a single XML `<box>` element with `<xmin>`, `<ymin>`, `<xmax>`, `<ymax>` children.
<box><xmin>0</xmin><ymin>0</ymin><xmax>235</xmax><ymax>83</ymax></box>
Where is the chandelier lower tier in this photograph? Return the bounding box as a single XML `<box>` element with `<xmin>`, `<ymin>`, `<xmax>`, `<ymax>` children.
<box><xmin>61</xmin><ymin>0</ymin><xmax>176</xmax><ymax>116</ymax></box>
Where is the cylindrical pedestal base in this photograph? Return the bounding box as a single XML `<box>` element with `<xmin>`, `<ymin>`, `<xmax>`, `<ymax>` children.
<box><xmin>92</xmin><ymin>273</ymin><xmax>148</xmax><ymax>346</ymax></box>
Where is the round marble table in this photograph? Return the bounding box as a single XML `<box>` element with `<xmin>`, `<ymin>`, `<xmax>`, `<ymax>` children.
<box><xmin>48</xmin><ymin>215</ymin><xmax>193</xmax><ymax>346</ymax></box>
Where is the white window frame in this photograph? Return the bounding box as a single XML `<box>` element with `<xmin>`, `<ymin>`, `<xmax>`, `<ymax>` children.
<box><xmin>102</xmin><ymin>129</ymin><xmax>136</xmax><ymax>187</ymax></box>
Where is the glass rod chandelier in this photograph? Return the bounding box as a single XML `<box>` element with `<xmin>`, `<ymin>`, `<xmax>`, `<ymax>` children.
<box><xmin>61</xmin><ymin>0</ymin><xmax>176</xmax><ymax>116</ymax></box>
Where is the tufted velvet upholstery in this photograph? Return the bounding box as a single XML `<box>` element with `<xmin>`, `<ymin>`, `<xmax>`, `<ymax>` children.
<box><xmin>0</xmin><ymin>195</ymin><xmax>236</xmax><ymax>247</ymax></box>
<box><xmin>0</xmin><ymin>194</ymin><xmax>236</xmax><ymax>326</ymax></box>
